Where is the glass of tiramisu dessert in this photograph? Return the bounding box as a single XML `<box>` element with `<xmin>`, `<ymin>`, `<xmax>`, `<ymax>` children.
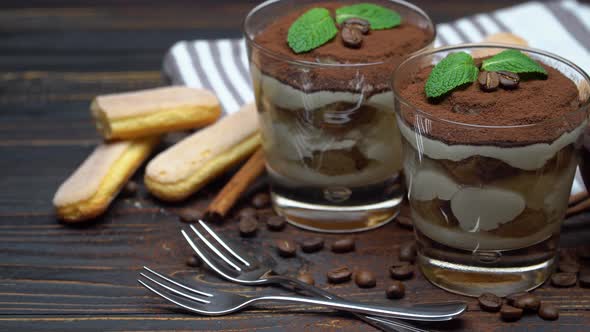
<box><xmin>244</xmin><ymin>0</ymin><xmax>435</xmax><ymax>232</ymax></box>
<box><xmin>393</xmin><ymin>44</ymin><xmax>590</xmax><ymax>296</ymax></box>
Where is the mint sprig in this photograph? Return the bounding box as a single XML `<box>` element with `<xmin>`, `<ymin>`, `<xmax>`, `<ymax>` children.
<box><xmin>425</xmin><ymin>52</ymin><xmax>479</xmax><ymax>99</ymax></box>
<box><xmin>287</xmin><ymin>8</ymin><xmax>338</xmax><ymax>54</ymax></box>
<box><xmin>336</xmin><ymin>3</ymin><xmax>401</xmax><ymax>30</ymax></box>
<box><xmin>482</xmin><ymin>50</ymin><xmax>548</xmax><ymax>76</ymax></box>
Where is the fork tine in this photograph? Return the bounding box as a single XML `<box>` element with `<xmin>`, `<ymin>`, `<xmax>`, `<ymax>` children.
<box><xmin>143</xmin><ymin>266</ymin><xmax>213</xmax><ymax>297</ymax></box>
<box><xmin>188</xmin><ymin>224</ymin><xmax>242</xmax><ymax>271</ymax></box>
<box><xmin>198</xmin><ymin>219</ymin><xmax>251</xmax><ymax>267</ymax></box>
<box><xmin>138</xmin><ymin>279</ymin><xmax>209</xmax><ymax>315</ymax></box>
<box><xmin>140</xmin><ymin>273</ymin><xmax>211</xmax><ymax>304</ymax></box>
<box><xmin>181</xmin><ymin>230</ymin><xmax>241</xmax><ymax>278</ymax></box>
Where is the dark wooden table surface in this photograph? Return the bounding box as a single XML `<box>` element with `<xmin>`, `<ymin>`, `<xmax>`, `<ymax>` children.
<box><xmin>2</xmin><ymin>0</ymin><xmax>590</xmax><ymax>331</ymax></box>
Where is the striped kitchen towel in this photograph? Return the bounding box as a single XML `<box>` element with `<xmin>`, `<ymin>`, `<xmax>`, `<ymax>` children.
<box><xmin>162</xmin><ymin>0</ymin><xmax>590</xmax><ymax>193</ymax></box>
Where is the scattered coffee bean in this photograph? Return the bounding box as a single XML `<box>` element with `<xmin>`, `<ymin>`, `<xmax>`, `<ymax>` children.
<box><xmin>478</xmin><ymin>292</ymin><xmax>502</xmax><ymax>312</ymax></box>
<box><xmin>538</xmin><ymin>302</ymin><xmax>559</xmax><ymax>321</ymax></box>
<box><xmin>551</xmin><ymin>272</ymin><xmax>577</xmax><ymax>287</ymax></box>
<box><xmin>237</xmin><ymin>207</ymin><xmax>257</xmax><ymax>219</ymax></box>
<box><xmin>276</xmin><ymin>239</ymin><xmax>296</xmax><ymax>258</ymax></box>
<box><xmin>121</xmin><ymin>181</ymin><xmax>139</xmax><ymax>196</ymax></box>
<box><xmin>558</xmin><ymin>261</ymin><xmax>580</xmax><ymax>273</ymax></box>
<box><xmin>578</xmin><ymin>268</ymin><xmax>590</xmax><ymax>287</ymax></box>
<box><xmin>178</xmin><ymin>209</ymin><xmax>203</xmax><ymax>223</ymax></box>
<box><xmin>266</xmin><ymin>215</ymin><xmax>286</xmax><ymax>231</ymax></box>
<box><xmin>251</xmin><ymin>192</ymin><xmax>271</xmax><ymax>208</ymax></box>
<box><xmin>500</xmin><ymin>305</ymin><xmax>523</xmax><ymax>322</ymax></box>
<box><xmin>505</xmin><ymin>292</ymin><xmax>528</xmax><ymax>306</ymax></box>
<box><xmin>497</xmin><ymin>71</ymin><xmax>520</xmax><ymax>89</ymax></box>
<box><xmin>396</xmin><ymin>215</ymin><xmax>414</xmax><ymax>229</ymax></box>
<box><xmin>354</xmin><ymin>270</ymin><xmax>376</xmax><ymax>288</ymax></box>
<box><xmin>327</xmin><ymin>266</ymin><xmax>352</xmax><ymax>284</ymax></box>
<box><xmin>478</xmin><ymin>71</ymin><xmax>500</xmax><ymax>92</ymax></box>
<box><xmin>399</xmin><ymin>242</ymin><xmax>417</xmax><ymax>262</ymax></box>
<box><xmin>342</xmin><ymin>18</ymin><xmax>370</xmax><ymax>34</ymax></box>
<box><xmin>301</xmin><ymin>237</ymin><xmax>324</xmax><ymax>253</ymax></box>
<box><xmin>386</xmin><ymin>281</ymin><xmax>406</xmax><ymax>299</ymax></box>
<box><xmin>513</xmin><ymin>293</ymin><xmax>540</xmax><ymax>311</ymax></box>
<box><xmin>186</xmin><ymin>255</ymin><xmax>201</xmax><ymax>267</ymax></box>
<box><xmin>239</xmin><ymin>216</ymin><xmax>258</xmax><ymax>237</ymax></box>
<box><xmin>341</xmin><ymin>26</ymin><xmax>363</xmax><ymax>48</ymax></box>
<box><xmin>331</xmin><ymin>238</ymin><xmax>355</xmax><ymax>253</ymax></box>
<box><xmin>389</xmin><ymin>263</ymin><xmax>414</xmax><ymax>280</ymax></box>
<box><xmin>297</xmin><ymin>273</ymin><xmax>315</xmax><ymax>285</ymax></box>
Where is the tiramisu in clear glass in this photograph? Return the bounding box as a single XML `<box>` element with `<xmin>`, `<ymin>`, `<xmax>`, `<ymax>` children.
<box><xmin>244</xmin><ymin>0</ymin><xmax>435</xmax><ymax>232</ymax></box>
<box><xmin>393</xmin><ymin>44</ymin><xmax>590</xmax><ymax>296</ymax></box>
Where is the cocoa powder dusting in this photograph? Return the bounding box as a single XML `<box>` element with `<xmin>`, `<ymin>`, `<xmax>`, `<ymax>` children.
<box><xmin>398</xmin><ymin>62</ymin><xmax>584</xmax><ymax>146</ymax></box>
<box><xmin>252</xmin><ymin>2</ymin><xmax>433</xmax><ymax>94</ymax></box>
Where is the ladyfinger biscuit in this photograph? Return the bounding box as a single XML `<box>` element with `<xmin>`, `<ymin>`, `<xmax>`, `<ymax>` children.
<box><xmin>91</xmin><ymin>86</ymin><xmax>221</xmax><ymax>140</ymax></box>
<box><xmin>472</xmin><ymin>32</ymin><xmax>529</xmax><ymax>58</ymax></box>
<box><xmin>145</xmin><ymin>103</ymin><xmax>260</xmax><ymax>202</ymax></box>
<box><xmin>53</xmin><ymin>136</ymin><xmax>160</xmax><ymax>222</ymax></box>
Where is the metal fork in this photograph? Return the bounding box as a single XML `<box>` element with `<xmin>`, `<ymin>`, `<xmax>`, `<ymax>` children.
<box><xmin>139</xmin><ymin>266</ymin><xmax>465</xmax><ymax>321</ymax></box>
<box><xmin>180</xmin><ymin>220</ymin><xmax>466</xmax><ymax>328</ymax></box>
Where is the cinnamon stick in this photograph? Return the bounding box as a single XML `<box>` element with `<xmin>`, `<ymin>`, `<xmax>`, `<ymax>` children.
<box><xmin>567</xmin><ymin>197</ymin><xmax>590</xmax><ymax>217</ymax></box>
<box><xmin>206</xmin><ymin>148</ymin><xmax>266</xmax><ymax>220</ymax></box>
<box><xmin>569</xmin><ymin>190</ymin><xmax>588</xmax><ymax>206</ymax></box>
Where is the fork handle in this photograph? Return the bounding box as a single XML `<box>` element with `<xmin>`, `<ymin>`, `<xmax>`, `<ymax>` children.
<box><xmin>250</xmin><ymin>295</ymin><xmax>466</xmax><ymax>322</ymax></box>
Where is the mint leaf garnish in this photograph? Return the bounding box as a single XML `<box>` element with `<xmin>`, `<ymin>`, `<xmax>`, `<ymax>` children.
<box><xmin>287</xmin><ymin>8</ymin><xmax>338</xmax><ymax>54</ymax></box>
<box><xmin>425</xmin><ymin>52</ymin><xmax>479</xmax><ymax>99</ymax></box>
<box><xmin>481</xmin><ymin>50</ymin><xmax>548</xmax><ymax>76</ymax></box>
<box><xmin>336</xmin><ymin>3</ymin><xmax>401</xmax><ymax>30</ymax></box>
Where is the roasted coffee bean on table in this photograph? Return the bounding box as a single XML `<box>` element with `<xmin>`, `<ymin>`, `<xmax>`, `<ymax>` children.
<box><xmin>186</xmin><ymin>255</ymin><xmax>201</xmax><ymax>267</ymax></box>
<box><xmin>386</xmin><ymin>281</ymin><xmax>406</xmax><ymax>299</ymax></box>
<box><xmin>236</xmin><ymin>207</ymin><xmax>257</xmax><ymax>219</ymax></box>
<box><xmin>276</xmin><ymin>239</ymin><xmax>297</xmax><ymax>258</ymax></box>
<box><xmin>301</xmin><ymin>237</ymin><xmax>324</xmax><ymax>253</ymax></box>
<box><xmin>558</xmin><ymin>261</ymin><xmax>580</xmax><ymax>273</ymax></box>
<box><xmin>478</xmin><ymin>292</ymin><xmax>502</xmax><ymax>312</ymax></box>
<box><xmin>178</xmin><ymin>209</ymin><xmax>203</xmax><ymax>223</ymax></box>
<box><xmin>399</xmin><ymin>242</ymin><xmax>417</xmax><ymax>262</ymax></box>
<box><xmin>500</xmin><ymin>305</ymin><xmax>523</xmax><ymax>322</ymax></box>
<box><xmin>297</xmin><ymin>273</ymin><xmax>315</xmax><ymax>285</ymax></box>
<box><xmin>341</xmin><ymin>18</ymin><xmax>370</xmax><ymax>34</ymax></box>
<box><xmin>478</xmin><ymin>71</ymin><xmax>500</xmax><ymax>92</ymax></box>
<box><xmin>341</xmin><ymin>26</ymin><xmax>363</xmax><ymax>48</ymax></box>
<box><xmin>327</xmin><ymin>266</ymin><xmax>352</xmax><ymax>284</ymax></box>
<box><xmin>538</xmin><ymin>302</ymin><xmax>559</xmax><ymax>321</ymax></box>
<box><xmin>389</xmin><ymin>263</ymin><xmax>414</xmax><ymax>280</ymax></box>
<box><xmin>239</xmin><ymin>216</ymin><xmax>258</xmax><ymax>237</ymax></box>
<box><xmin>551</xmin><ymin>272</ymin><xmax>577</xmax><ymax>287</ymax></box>
<box><xmin>513</xmin><ymin>293</ymin><xmax>540</xmax><ymax>311</ymax></box>
<box><xmin>497</xmin><ymin>70</ymin><xmax>520</xmax><ymax>89</ymax></box>
<box><xmin>579</xmin><ymin>269</ymin><xmax>590</xmax><ymax>287</ymax></box>
<box><xmin>121</xmin><ymin>180</ymin><xmax>139</xmax><ymax>196</ymax></box>
<box><xmin>354</xmin><ymin>270</ymin><xmax>376</xmax><ymax>288</ymax></box>
<box><xmin>396</xmin><ymin>215</ymin><xmax>414</xmax><ymax>229</ymax></box>
<box><xmin>331</xmin><ymin>238</ymin><xmax>355</xmax><ymax>253</ymax></box>
<box><xmin>251</xmin><ymin>192</ymin><xmax>271</xmax><ymax>208</ymax></box>
<box><xmin>266</xmin><ymin>215</ymin><xmax>286</xmax><ymax>231</ymax></box>
<box><xmin>505</xmin><ymin>292</ymin><xmax>528</xmax><ymax>306</ymax></box>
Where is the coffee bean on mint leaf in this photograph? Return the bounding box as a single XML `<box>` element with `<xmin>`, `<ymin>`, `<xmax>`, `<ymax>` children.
<box><xmin>327</xmin><ymin>266</ymin><xmax>352</xmax><ymax>284</ymax></box>
<box><xmin>354</xmin><ymin>270</ymin><xmax>376</xmax><ymax>288</ymax></box>
<box><xmin>497</xmin><ymin>71</ymin><xmax>520</xmax><ymax>89</ymax></box>
<box><xmin>478</xmin><ymin>71</ymin><xmax>500</xmax><ymax>92</ymax></box>
<box><xmin>342</xmin><ymin>18</ymin><xmax>370</xmax><ymax>34</ymax></box>
<box><xmin>386</xmin><ymin>281</ymin><xmax>406</xmax><ymax>299</ymax></box>
<box><xmin>341</xmin><ymin>26</ymin><xmax>363</xmax><ymax>48</ymax></box>
<box><xmin>239</xmin><ymin>216</ymin><xmax>258</xmax><ymax>237</ymax></box>
<box><xmin>478</xmin><ymin>292</ymin><xmax>502</xmax><ymax>312</ymax></box>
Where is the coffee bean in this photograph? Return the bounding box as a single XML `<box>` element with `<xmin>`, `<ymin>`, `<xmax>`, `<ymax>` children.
<box><xmin>239</xmin><ymin>216</ymin><xmax>258</xmax><ymax>237</ymax></box>
<box><xmin>500</xmin><ymin>305</ymin><xmax>523</xmax><ymax>322</ymax></box>
<box><xmin>386</xmin><ymin>281</ymin><xmax>406</xmax><ymax>299</ymax></box>
<box><xmin>327</xmin><ymin>266</ymin><xmax>352</xmax><ymax>284</ymax></box>
<box><xmin>538</xmin><ymin>302</ymin><xmax>559</xmax><ymax>321</ymax></box>
<box><xmin>396</xmin><ymin>215</ymin><xmax>414</xmax><ymax>229</ymax></box>
<box><xmin>301</xmin><ymin>237</ymin><xmax>324</xmax><ymax>253</ymax></box>
<box><xmin>559</xmin><ymin>261</ymin><xmax>580</xmax><ymax>273</ymax></box>
<box><xmin>551</xmin><ymin>272</ymin><xmax>577</xmax><ymax>287</ymax></box>
<box><xmin>354</xmin><ymin>270</ymin><xmax>376</xmax><ymax>288</ymax></box>
<box><xmin>342</xmin><ymin>18</ymin><xmax>370</xmax><ymax>34</ymax></box>
<box><xmin>505</xmin><ymin>292</ymin><xmax>528</xmax><ymax>306</ymax></box>
<box><xmin>389</xmin><ymin>263</ymin><xmax>414</xmax><ymax>280</ymax></box>
<box><xmin>497</xmin><ymin>71</ymin><xmax>520</xmax><ymax>89</ymax></box>
<box><xmin>251</xmin><ymin>192</ymin><xmax>271</xmax><ymax>208</ymax></box>
<box><xmin>579</xmin><ymin>269</ymin><xmax>590</xmax><ymax>287</ymax></box>
<box><xmin>399</xmin><ymin>242</ymin><xmax>417</xmax><ymax>262</ymax></box>
<box><xmin>266</xmin><ymin>215</ymin><xmax>286</xmax><ymax>231</ymax></box>
<box><xmin>341</xmin><ymin>26</ymin><xmax>363</xmax><ymax>48</ymax></box>
<box><xmin>478</xmin><ymin>71</ymin><xmax>500</xmax><ymax>92</ymax></box>
<box><xmin>331</xmin><ymin>238</ymin><xmax>355</xmax><ymax>253</ymax></box>
<box><xmin>121</xmin><ymin>181</ymin><xmax>139</xmax><ymax>196</ymax></box>
<box><xmin>276</xmin><ymin>239</ymin><xmax>296</xmax><ymax>258</ymax></box>
<box><xmin>513</xmin><ymin>293</ymin><xmax>540</xmax><ymax>311</ymax></box>
<box><xmin>178</xmin><ymin>209</ymin><xmax>203</xmax><ymax>223</ymax></box>
<box><xmin>186</xmin><ymin>255</ymin><xmax>201</xmax><ymax>267</ymax></box>
<box><xmin>297</xmin><ymin>273</ymin><xmax>315</xmax><ymax>285</ymax></box>
<box><xmin>237</xmin><ymin>207</ymin><xmax>257</xmax><ymax>219</ymax></box>
<box><xmin>478</xmin><ymin>292</ymin><xmax>502</xmax><ymax>312</ymax></box>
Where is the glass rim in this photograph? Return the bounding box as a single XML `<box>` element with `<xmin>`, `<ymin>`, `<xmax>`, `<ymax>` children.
<box><xmin>392</xmin><ymin>43</ymin><xmax>590</xmax><ymax>130</ymax></box>
<box><xmin>242</xmin><ymin>0</ymin><xmax>436</xmax><ymax>68</ymax></box>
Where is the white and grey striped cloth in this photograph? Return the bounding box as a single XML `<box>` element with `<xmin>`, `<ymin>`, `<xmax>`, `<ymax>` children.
<box><xmin>162</xmin><ymin>0</ymin><xmax>589</xmax><ymax>194</ymax></box>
